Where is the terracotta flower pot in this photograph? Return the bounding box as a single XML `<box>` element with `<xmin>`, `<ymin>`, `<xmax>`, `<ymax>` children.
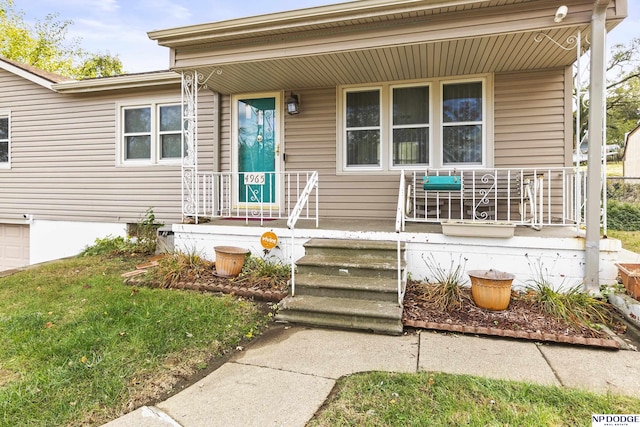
<box><xmin>468</xmin><ymin>269</ymin><xmax>515</xmax><ymax>311</ymax></box>
<box><xmin>214</xmin><ymin>246</ymin><xmax>249</xmax><ymax>277</ymax></box>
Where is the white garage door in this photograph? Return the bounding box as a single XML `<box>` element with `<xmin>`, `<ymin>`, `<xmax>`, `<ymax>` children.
<box><xmin>0</xmin><ymin>224</ymin><xmax>30</xmax><ymax>272</ymax></box>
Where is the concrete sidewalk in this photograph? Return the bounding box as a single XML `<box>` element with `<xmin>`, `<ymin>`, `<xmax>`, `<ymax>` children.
<box><xmin>103</xmin><ymin>326</ymin><xmax>640</xmax><ymax>427</ymax></box>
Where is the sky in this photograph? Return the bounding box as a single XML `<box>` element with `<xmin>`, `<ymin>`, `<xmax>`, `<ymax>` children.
<box><xmin>17</xmin><ymin>0</ymin><xmax>640</xmax><ymax>74</ymax></box>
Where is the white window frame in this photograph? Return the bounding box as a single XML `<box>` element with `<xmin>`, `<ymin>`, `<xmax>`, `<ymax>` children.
<box><xmin>0</xmin><ymin>111</ymin><xmax>10</xmax><ymax>169</ymax></box>
<box><xmin>116</xmin><ymin>99</ymin><xmax>183</xmax><ymax>166</ymax></box>
<box><xmin>440</xmin><ymin>78</ymin><xmax>487</xmax><ymax>168</ymax></box>
<box><xmin>337</xmin><ymin>75</ymin><xmax>492</xmax><ymax>173</ymax></box>
<box><xmin>389</xmin><ymin>83</ymin><xmax>431</xmax><ymax>170</ymax></box>
<box><xmin>341</xmin><ymin>85</ymin><xmax>384</xmax><ymax>171</ymax></box>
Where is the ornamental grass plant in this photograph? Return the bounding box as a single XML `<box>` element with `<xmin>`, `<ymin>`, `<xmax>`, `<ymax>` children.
<box><xmin>416</xmin><ymin>254</ymin><xmax>469</xmax><ymax>311</ymax></box>
<box><xmin>525</xmin><ymin>255</ymin><xmax>610</xmax><ymax>331</ymax></box>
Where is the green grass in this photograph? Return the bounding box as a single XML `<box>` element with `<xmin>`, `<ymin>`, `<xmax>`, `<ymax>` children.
<box><xmin>0</xmin><ymin>255</ymin><xmax>269</xmax><ymax>426</ymax></box>
<box><xmin>308</xmin><ymin>372</ymin><xmax>640</xmax><ymax>427</ymax></box>
<box><xmin>607</xmin><ymin>230</ymin><xmax>640</xmax><ymax>254</ymax></box>
<box><xmin>606</xmin><ymin>161</ymin><xmax>623</xmax><ymax>177</ymax></box>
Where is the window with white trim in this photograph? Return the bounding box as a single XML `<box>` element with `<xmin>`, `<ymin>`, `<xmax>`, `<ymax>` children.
<box><xmin>392</xmin><ymin>85</ymin><xmax>430</xmax><ymax>166</ymax></box>
<box><xmin>345</xmin><ymin>88</ymin><xmax>381</xmax><ymax>167</ymax></box>
<box><xmin>119</xmin><ymin>102</ymin><xmax>183</xmax><ymax>165</ymax></box>
<box><xmin>0</xmin><ymin>113</ymin><xmax>9</xmax><ymax>167</ymax></box>
<box><xmin>339</xmin><ymin>77</ymin><xmax>486</xmax><ymax>172</ymax></box>
<box><xmin>442</xmin><ymin>81</ymin><xmax>483</xmax><ymax>165</ymax></box>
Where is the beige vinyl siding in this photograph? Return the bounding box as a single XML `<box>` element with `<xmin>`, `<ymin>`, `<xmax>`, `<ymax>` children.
<box><xmin>494</xmin><ymin>68</ymin><xmax>570</xmax><ymax>220</ymax></box>
<box><xmin>284</xmin><ymin>87</ymin><xmax>399</xmax><ymax>219</ymax></box>
<box><xmin>277</xmin><ymin>71</ymin><xmax>570</xmax><ymax>220</ymax></box>
<box><xmin>0</xmin><ymin>69</ymin><xmax>215</xmax><ymax>224</ymax></box>
<box><xmin>494</xmin><ymin>68</ymin><xmax>569</xmax><ymax>168</ymax></box>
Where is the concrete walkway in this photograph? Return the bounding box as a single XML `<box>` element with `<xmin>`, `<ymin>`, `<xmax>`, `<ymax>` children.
<box><xmin>103</xmin><ymin>326</ymin><xmax>640</xmax><ymax>427</ymax></box>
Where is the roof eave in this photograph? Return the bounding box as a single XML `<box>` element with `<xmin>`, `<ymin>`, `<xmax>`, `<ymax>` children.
<box><xmin>52</xmin><ymin>71</ymin><xmax>181</xmax><ymax>93</ymax></box>
<box><xmin>0</xmin><ymin>60</ymin><xmax>59</xmax><ymax>90</ymax></box>
<box><xmin>148</xmin><ymin>0</ymin><xmax>489</xmax><ymax>47</ymax></box>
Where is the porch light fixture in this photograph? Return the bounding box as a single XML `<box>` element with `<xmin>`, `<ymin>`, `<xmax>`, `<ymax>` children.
<box><xmin>286</xmin><ymin>93</ymin><xmax>300</xmax><ymax>115</ymax></box>
<box><xmin>554</xmin><ymin>5</ymin><xmax>568</xmax><ymax>23</ymax></box>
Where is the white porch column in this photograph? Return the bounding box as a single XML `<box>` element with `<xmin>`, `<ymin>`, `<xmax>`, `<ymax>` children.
<box><xmin>585</xmin><ymin>0</ymin><xmax>610</xmax><ymax>293</ymax></box>
<box><xmin>181</xmin><ymin>71</ymin><xmax>200</xmax><ymax>222</ymax></box>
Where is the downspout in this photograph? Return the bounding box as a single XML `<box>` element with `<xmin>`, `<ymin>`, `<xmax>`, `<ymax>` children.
<box><xmin>584</xmin><ymin>0</ymin><xmax>609</xmax><ymax>294</ymax></box>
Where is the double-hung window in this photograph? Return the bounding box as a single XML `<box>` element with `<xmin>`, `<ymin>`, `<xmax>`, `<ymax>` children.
<box><xmin>0</xmin><ymin>113</ymin><xmax>9</xmax><ymax>168</ymax></box>
<box><xmin>340</xmin><ymin>77</ymin><xmax>486</xmax><ymax>172</ymax></box>
<box><xmin>442</xmin><ymin>81</ymin><xmax>483</xmax><ymax>165</ymax></box>
<box><xmin>345</xmin><ymin>89</ymin><xmax>381</xmax><ymax>167</ymax></box>
<box><xmin>392</xmin><ymin>85</ymin><xmax>430</xmax><ymax>166</ymax></box>
<box><xmin>119</xmin><ymin>102</ymin><xmax>183</xmax><ymax>165</ymax></box>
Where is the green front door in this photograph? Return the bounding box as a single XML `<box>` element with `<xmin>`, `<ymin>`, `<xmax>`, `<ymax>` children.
<box><xmin>235</xmin><ymin>94</ymin><xmax>280</xmax><ymax>206</ymax></box>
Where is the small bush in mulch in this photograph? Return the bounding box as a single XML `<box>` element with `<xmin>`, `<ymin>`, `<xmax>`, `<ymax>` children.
<box><xmin>404</xmin><ymin>254</ymin><xmax>625</xmax><ymax>348</ymax></box>
<box><xmin>129</xmin><ymin>251</ymin><xmax>290</xmax><ymax>303</ymax></box>
<box><xmin>403</xmin><ymin>281</ymin><xmax>623</xmax><ymax>346</ymax></box>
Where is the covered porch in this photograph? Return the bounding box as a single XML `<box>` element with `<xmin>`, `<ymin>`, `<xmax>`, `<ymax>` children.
<box><xmin>147</xmin><ymin>0</ymin><xmax>629</xmax><ymax>305</ymax></box>
<box><xmin>170</xmin><ymin>216</ymin><xmax>624</xmax><ymax>291</ymax></box>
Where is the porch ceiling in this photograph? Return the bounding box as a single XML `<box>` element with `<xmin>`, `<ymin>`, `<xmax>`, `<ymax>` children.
<box><xmin>185</xmin><ymin>28</ymin><xmax>592</xmax><ymax>94</ymax></box>
<box><xmin>150</xmin><ymin>0</ymin><xmax>626</xmax><ymax>94</ymax></box>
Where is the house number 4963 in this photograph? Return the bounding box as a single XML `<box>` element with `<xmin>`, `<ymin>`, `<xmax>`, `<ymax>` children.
<box><xmin>244</xmin><ymin>173</ymin><xmax>265</xmax><ymax>185</ymax></box>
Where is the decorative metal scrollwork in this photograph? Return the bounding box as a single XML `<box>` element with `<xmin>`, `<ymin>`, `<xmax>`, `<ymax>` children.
<box><xmin>472</xmin><ymin>173</ymin><xmax>496</xmax><ymax>220</ymax></box>
<box><xmin>534</xmin><ymin>32</ymin><xmax>579</xmax><ymax>51</ymax></box>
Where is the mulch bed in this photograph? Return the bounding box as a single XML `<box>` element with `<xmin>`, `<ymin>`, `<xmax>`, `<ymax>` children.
<box><xmin>123</xmin><ymin>265</ymin><xmax>623</xmax><ymax>349</ymax></box>
<box><xmin>123</xmin><ymin>265</ymin><xmax>288</xmax><ymax>303</ymax></box>
<box><xmin>403</xmin><ymin>281</ymin><xmax>621</xmax><ymax>349</ymax></box>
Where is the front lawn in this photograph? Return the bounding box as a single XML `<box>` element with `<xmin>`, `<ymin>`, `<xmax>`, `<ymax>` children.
<box><xmin>309</xmin><ymin>371</ymin><xmax>640</xmax><ymax>427</ymax></box>
<box><xmin>607</xmin><ymin>229</ymin><xmax>640</xmax><ymax>254</ymax></box>
<box><xmin>0</xmin><ymin>254</ymin><xmax>270</xmax><ymax>426</ymax></box>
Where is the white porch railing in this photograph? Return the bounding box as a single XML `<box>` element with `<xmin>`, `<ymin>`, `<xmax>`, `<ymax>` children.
<box><xmin>193</xmin><ymin>171</ymin><xmax>319</xmax><ymax>225</ymax></box>
<box><xmin>402</xmin><ymin>168</ymin><xmax>586</xmax><ymax>229</ymax></box>
<box><xmin>395</xmin><ymin>172</ymin><xmax>406</xmax><ymax>304</ymax></box>
<box><xmin>287</xmin><ymin>171</ymin><xmax>319</xmax><ymax>297</ymax></box>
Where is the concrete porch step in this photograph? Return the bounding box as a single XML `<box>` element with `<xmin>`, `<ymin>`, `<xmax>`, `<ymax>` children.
<box><xmin>303</xmin><ymin>238</ymin><xmax>403</xmax><ymax>259</ymax></box>
<box><xmin>296</xmin><ymin>253</ymin><xmax>404</xmax><ymax>279</ymax></box>
<box><xmin>276</xmin><ymin>295</ymin><xmax>403</xmax><ymax>335</ymax></box>
<box><xmin>294</xmin><ymin>273</ymin><xmax>399</xmax><ymax>302</ymax></box>
<box><xmin>277</xmin><ymin>238</ymin><xmax>405</xmax><ymax>335</ymax></box>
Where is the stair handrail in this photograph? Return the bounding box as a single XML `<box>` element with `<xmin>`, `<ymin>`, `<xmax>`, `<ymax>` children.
<box><xmin>287</xmin><ymin>171</ymin><xmax>319</xmax><ymax>296</ymax></box>
<box><xmin>396</xmin><ymin>171</ymin><xmax>406</xmax><ymax>304</ymax></box>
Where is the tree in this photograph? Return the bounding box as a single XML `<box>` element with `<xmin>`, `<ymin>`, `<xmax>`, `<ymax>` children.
<box><xmin>575</xmin><ymin>37</ymin><xmax>640</xmax><ymax>152</ymax></box>
<box><xmin>605</xmin><ymin>38</ymin><xmax>640</xmax><ymax>147</ymax></box>
<box><xmin>0</xmin><ymin>0</ymin><xmax>122</xmax><ymax>79</ymax></box>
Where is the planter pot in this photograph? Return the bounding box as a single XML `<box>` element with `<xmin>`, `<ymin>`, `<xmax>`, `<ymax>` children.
<box><xmin>441</xmin><ymin>220</ymin><xmax>516</xmax><ymax>238</ymax></box>
<box><xmin>214</xmin><ymin>246</ymin><xmax>249</xmax><ymax>278</ymax></box>
<box><xmin>468</xmin><ymin>269</ymin><xmax>515</xmax><ymax>311</ymax></box>
<box><xmin>616</xmin><ymin>263</ymin><xmax>640</xmax><ymax>299</ymax></box>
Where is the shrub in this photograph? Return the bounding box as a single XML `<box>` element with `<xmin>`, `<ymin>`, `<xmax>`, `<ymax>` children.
<box><xmin>81</xmin><ymin>209</ymin><xmax>161</xmax><ymax>256</ymax></box>
<box><xmin>606</xmin><ymin>180</ymin><xmax>640</xmax><ymax>203</ymax></box>
<box><xmin>607</xmin><ymin>200</ymin><xmax>640</xmax><ymax>231</ymax></box>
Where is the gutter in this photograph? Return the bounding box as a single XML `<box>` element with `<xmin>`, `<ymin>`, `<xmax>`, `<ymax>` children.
<box><xmin>52</xmin><ymin>71</ymin><xmax>181</xmax><ymax>93</ymax></box>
